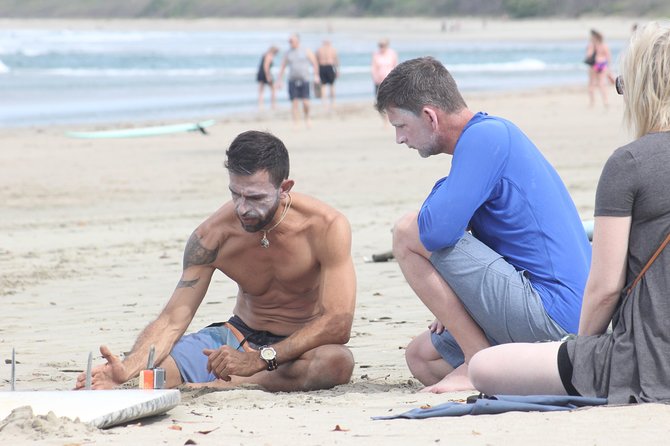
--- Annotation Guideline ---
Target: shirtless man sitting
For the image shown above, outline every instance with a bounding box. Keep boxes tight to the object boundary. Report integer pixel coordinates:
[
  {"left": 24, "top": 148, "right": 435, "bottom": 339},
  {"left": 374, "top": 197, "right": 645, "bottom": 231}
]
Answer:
[{"left": 76, "top": 130, "right": 356, "bottom": 392}]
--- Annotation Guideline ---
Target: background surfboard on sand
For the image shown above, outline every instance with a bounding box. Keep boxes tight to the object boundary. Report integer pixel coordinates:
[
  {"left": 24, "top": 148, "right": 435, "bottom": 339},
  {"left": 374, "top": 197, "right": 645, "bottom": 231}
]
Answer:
[{"left": 66, "top": 120, "right": 216, "bottom": 139}]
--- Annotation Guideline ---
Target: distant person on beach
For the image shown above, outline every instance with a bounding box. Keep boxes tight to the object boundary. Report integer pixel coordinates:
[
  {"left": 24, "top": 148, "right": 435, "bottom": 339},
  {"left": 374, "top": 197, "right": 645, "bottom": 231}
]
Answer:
[
  {"left": 371, "top": 38, "right": 398, "bottom": 97},
  {"left": 277, "top": 33, "right": 320, "bottom": 127},
  {"left": 375, "top": 57, "right": 591, "bottom": 393},
  {"left": 256, "top": 46, "right": 279, "bottom": 110},
  {"left": 315, "top": 39, "right": 339, "bottom": 110},
  {"left": 585, "top": 29, "right": 615, "bottom": 108},
  {"left": 76, "top": 131, "right": 356, "bottom": 392},
  {"left": 470, "top": 22, "right": 670, "bottom": 404}
]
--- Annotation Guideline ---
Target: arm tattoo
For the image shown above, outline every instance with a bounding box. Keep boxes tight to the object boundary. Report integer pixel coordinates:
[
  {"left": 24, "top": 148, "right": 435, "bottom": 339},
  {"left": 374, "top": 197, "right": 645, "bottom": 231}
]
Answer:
[
  {"left": 183, "top": 232, "right": 219, "bottom": 270},
  {"left": 177, "top": 278, "right": 200, "bottom": 289}
]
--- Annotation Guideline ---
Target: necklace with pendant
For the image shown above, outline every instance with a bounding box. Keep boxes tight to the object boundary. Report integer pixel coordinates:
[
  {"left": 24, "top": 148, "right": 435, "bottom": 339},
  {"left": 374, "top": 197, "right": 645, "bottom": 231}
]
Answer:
[{"left": 260, "top": 193, "right": 292, "bottom": 248}]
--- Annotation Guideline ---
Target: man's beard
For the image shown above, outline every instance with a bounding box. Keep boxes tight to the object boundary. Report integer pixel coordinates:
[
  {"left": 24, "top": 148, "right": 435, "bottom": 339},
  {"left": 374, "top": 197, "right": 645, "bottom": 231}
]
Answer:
[
  {"left": 417, "top": 134, "right": 440, "bottom": 158},
  {"left": 238, "top": 200, "right": 280, "bottom": 233}
]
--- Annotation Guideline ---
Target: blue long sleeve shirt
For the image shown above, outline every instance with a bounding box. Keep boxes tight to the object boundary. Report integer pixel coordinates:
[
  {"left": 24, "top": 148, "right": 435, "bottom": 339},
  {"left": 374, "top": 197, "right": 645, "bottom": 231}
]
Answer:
[{"left": 418, "top": 112, "right": 591, "bottom": 333}]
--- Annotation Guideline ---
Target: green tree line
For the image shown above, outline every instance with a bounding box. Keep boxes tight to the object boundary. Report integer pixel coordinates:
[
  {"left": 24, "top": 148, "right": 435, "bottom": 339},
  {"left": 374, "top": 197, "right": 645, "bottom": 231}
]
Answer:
[{"left": 0, "top": 0, "right": 668, "bottom": 18}]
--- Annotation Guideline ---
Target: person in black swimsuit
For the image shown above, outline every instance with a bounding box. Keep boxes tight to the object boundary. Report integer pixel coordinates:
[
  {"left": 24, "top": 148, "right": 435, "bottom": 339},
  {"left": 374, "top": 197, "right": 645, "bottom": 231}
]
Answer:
[{"left": 257, "top": 46, "right": 279, "bottom": 110}]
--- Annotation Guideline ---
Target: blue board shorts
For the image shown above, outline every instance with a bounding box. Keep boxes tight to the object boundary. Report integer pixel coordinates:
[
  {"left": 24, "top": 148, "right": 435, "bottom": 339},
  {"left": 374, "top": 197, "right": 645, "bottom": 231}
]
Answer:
[
  {"left": 170, "top": 315, "right": 286, "bottom": 383},
  {"left": 429, "top": 232, "right": 567, "bottom": 368}
]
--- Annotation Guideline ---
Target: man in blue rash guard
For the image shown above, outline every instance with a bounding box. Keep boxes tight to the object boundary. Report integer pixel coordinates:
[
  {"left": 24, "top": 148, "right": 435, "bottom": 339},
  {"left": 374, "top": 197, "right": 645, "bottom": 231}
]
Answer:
[{"left": 375, "top": 57, "right": 591, "bottom": 393}]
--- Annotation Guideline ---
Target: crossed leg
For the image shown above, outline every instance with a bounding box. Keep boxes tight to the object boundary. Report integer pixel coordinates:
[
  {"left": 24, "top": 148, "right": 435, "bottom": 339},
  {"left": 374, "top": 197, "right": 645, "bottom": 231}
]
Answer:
[{"left": 162, "top": 344, "right": 354, "bottom": 392}]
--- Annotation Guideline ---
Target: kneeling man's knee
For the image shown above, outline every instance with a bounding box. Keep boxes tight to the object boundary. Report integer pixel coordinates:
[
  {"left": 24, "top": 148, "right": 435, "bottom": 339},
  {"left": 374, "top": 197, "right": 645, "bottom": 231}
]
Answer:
[
  {"left": 405, "top": 332, "right": 429, "bottom": 370},
  {"left": 392, "top": 212, "right": 419, "bottom": 256}
]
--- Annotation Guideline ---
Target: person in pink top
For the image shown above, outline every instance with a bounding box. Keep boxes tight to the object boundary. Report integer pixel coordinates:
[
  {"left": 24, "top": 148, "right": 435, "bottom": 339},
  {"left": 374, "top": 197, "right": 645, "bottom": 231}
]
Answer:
[
  {"left": 585, "top": 29, "right": 615, "bottom": 108},
  {"left": 371, "top": 38, "right": 398, "bottom": 96}
]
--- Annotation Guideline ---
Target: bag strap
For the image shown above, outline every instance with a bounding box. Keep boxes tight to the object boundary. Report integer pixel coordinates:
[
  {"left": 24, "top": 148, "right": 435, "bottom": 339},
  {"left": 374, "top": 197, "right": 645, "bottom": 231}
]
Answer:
[{"left": 626, "top": 232, "right": 670, "bottom": 295}]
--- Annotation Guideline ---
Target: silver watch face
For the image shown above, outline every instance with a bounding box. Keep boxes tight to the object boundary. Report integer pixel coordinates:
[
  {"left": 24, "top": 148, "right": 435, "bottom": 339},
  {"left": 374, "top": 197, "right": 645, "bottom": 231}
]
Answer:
[{"left": 260, "top": 347, "right": 276, "bottom": 360}]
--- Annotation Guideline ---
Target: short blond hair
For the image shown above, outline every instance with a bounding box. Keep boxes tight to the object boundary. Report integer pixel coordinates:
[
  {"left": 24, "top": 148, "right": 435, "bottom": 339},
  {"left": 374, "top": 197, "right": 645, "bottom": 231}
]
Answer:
[{"left": 621, "top": 22, "right": 670, "bottom": 138}]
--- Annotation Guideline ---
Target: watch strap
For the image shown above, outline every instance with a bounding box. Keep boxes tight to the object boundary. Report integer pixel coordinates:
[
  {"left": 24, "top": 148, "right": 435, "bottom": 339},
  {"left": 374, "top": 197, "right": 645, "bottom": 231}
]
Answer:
[{"left": 265, "top": 357, "right": 278, "bottom": 371}]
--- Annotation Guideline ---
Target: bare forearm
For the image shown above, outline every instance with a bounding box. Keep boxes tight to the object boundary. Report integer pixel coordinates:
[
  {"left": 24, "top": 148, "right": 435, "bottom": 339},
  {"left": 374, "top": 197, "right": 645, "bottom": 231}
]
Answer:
[
  {"left": 579, "top": 217, "right": 630, "bottom": 336},
  {"left": 122, "top": 317, "right": 184, "bottom": 379},
  {"left": 578, "top": 291, "right": 620, "bottom": 336},
  {"left": 272, "top": 314, "right": 352, "bottom": 365}
]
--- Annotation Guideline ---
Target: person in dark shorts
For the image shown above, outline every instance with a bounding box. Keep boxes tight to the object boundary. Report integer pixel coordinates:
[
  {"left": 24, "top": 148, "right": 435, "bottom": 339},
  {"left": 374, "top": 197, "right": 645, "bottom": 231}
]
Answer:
[
  {"left": 76, "top": 131, "right": 356, "bottom": 392},
  {"left": 256, "top": 46, "right": 279, "bottom": 110},
  {"left": 319, "top": 65, "right": 336, "bottom": 84},
  {"left": 469, "top": 22, "right": 670, "bottom": 404},
  {"left": 316, "top": 39, "right": 339, "bottom": 109},
  {"left": 277, "top": 34, "right": 320, "bottom": 127}
]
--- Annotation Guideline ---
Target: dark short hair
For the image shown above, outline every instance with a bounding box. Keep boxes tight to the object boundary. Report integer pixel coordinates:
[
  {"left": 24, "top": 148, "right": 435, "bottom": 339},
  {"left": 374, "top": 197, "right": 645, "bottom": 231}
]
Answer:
[
  {"left": 375, "top": 56, "right": 467, "bottom": 116},
  {"left": 590, "top": 29, "right": 603, "bottom": 42},
  {"left": 225, "top": 131, "right": 289, "bottom": 187}
]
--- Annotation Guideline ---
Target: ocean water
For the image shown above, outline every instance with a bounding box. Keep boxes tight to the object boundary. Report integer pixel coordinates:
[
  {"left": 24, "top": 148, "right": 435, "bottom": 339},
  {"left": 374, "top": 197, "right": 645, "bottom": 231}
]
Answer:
[{"left": 0, "top": 27, "right": 624, "bottom": 128}]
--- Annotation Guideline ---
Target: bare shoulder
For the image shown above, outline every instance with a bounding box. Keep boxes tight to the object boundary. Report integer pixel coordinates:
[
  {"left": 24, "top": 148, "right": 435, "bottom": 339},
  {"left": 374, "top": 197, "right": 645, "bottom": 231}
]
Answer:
[
  {"left": 183, "top": 202, "right": 237, "bottom": 268},
  {"left": 291, "top": 193, "right": 351, "bottom": 246},
  {"left": 293, "top": 191, "right": 347, "bottom": 221}
]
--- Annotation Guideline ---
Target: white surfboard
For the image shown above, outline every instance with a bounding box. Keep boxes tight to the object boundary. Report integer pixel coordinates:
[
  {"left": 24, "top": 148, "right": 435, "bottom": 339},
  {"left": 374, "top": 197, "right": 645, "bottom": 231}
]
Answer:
[
  {"left": 66, "top": 119, "right": 216, "bottom": 139},
  {"left": 0, "top": 389, "right": 180, "bottom": 429}
]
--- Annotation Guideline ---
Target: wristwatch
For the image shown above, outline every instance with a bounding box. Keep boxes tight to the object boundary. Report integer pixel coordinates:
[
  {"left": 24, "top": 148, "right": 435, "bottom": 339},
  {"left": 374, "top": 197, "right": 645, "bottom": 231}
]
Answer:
[{"left": 259, "top": 346, "right": 278, "bottom": 371}]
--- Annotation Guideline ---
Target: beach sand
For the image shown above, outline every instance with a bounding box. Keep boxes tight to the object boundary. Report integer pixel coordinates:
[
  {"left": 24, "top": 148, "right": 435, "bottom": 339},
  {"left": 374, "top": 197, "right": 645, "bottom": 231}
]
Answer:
[{"left": 3, "top": 17, "right": 670, "bottom": 446}]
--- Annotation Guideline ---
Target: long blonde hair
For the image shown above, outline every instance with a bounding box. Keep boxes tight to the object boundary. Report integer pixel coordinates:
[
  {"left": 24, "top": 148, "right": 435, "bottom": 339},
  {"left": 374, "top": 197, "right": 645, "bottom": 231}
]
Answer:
[{"left": 621, "top": 22, "right": 670, "bottom": 138}]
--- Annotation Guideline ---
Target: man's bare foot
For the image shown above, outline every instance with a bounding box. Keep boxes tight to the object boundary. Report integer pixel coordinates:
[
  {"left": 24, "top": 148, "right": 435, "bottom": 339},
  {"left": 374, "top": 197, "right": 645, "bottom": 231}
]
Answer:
[{"left": 419, "top": 363, "right": 475, "bottom": 394}]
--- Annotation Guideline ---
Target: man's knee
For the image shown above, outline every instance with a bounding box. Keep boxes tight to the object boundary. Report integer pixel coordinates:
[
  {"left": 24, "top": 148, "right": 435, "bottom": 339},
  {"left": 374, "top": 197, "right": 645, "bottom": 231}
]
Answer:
[
  {"left": 325, "top": 345, "right": 355, "bottom": 385},
  {"left": 405, "top": 331, "right": 457, "bottom": 386},
  {"left": 405, "top": 333, "right": 431, "bottom": 381},
  {"left": 405, "top": 331, "right": 430, "bottom": 369},
  {"left": 158, "top": 355, "right": 184, "bottom": 388},
  {"left": 392, "top": 212, "right": 421, "bottom": 258},
  {"left": 305, "top": 345, "right": 354, "bottom": 389}
]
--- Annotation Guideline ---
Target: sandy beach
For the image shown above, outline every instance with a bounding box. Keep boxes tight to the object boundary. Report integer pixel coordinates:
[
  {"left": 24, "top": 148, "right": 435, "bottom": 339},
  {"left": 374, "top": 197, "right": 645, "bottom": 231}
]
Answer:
[{"left": 3, "top": 17, "right": 670, "bottom": 446}]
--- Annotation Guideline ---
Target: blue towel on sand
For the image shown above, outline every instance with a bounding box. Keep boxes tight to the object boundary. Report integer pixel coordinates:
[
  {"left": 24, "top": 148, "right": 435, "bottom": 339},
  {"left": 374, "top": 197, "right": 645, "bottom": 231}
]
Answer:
[{"left": 372, "top": 395, "right": 607, "bottom": 420}]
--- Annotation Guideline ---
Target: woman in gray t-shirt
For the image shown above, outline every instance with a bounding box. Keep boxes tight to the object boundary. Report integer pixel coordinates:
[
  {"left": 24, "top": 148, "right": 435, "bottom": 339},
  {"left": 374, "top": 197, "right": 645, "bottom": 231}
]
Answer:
[{"left": 467, "top": 22, "right": 670, "bottom": 404}]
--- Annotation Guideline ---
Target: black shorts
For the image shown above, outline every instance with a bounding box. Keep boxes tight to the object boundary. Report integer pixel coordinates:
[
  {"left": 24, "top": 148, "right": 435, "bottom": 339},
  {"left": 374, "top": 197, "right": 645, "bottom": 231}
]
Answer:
[
  {"left": 557, "top": 342, "right": 581, "bottom": 396},
  {"left": 288, "top": 79, "right": 310, "bottom": 100},
  {"left": 319, "top": 65, "right": 336, "bottom": 85},
  {"left": 210, "top": 315, "right": 286, "bottom": 348}
]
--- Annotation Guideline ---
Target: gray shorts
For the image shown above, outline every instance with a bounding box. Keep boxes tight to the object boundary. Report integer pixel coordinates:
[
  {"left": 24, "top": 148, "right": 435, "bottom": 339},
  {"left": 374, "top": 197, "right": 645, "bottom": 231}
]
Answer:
[{"left": 429, "top": 232, "right": 566, "bottom": 368}]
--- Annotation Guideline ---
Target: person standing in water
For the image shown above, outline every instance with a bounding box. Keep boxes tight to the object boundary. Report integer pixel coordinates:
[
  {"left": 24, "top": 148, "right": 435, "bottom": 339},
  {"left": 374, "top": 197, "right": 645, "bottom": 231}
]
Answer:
[
  {"left": 585, "top": 29, "right": 614, "bottom": 108},
  {"left": 256, "top": 46, "right": 279, "bottom": 111},
  {"left": 277, "top": 34, "right": 320, "bottom": 128},
  {"left": 315, "top": 39, "right": 340, "bottom": 111}
]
